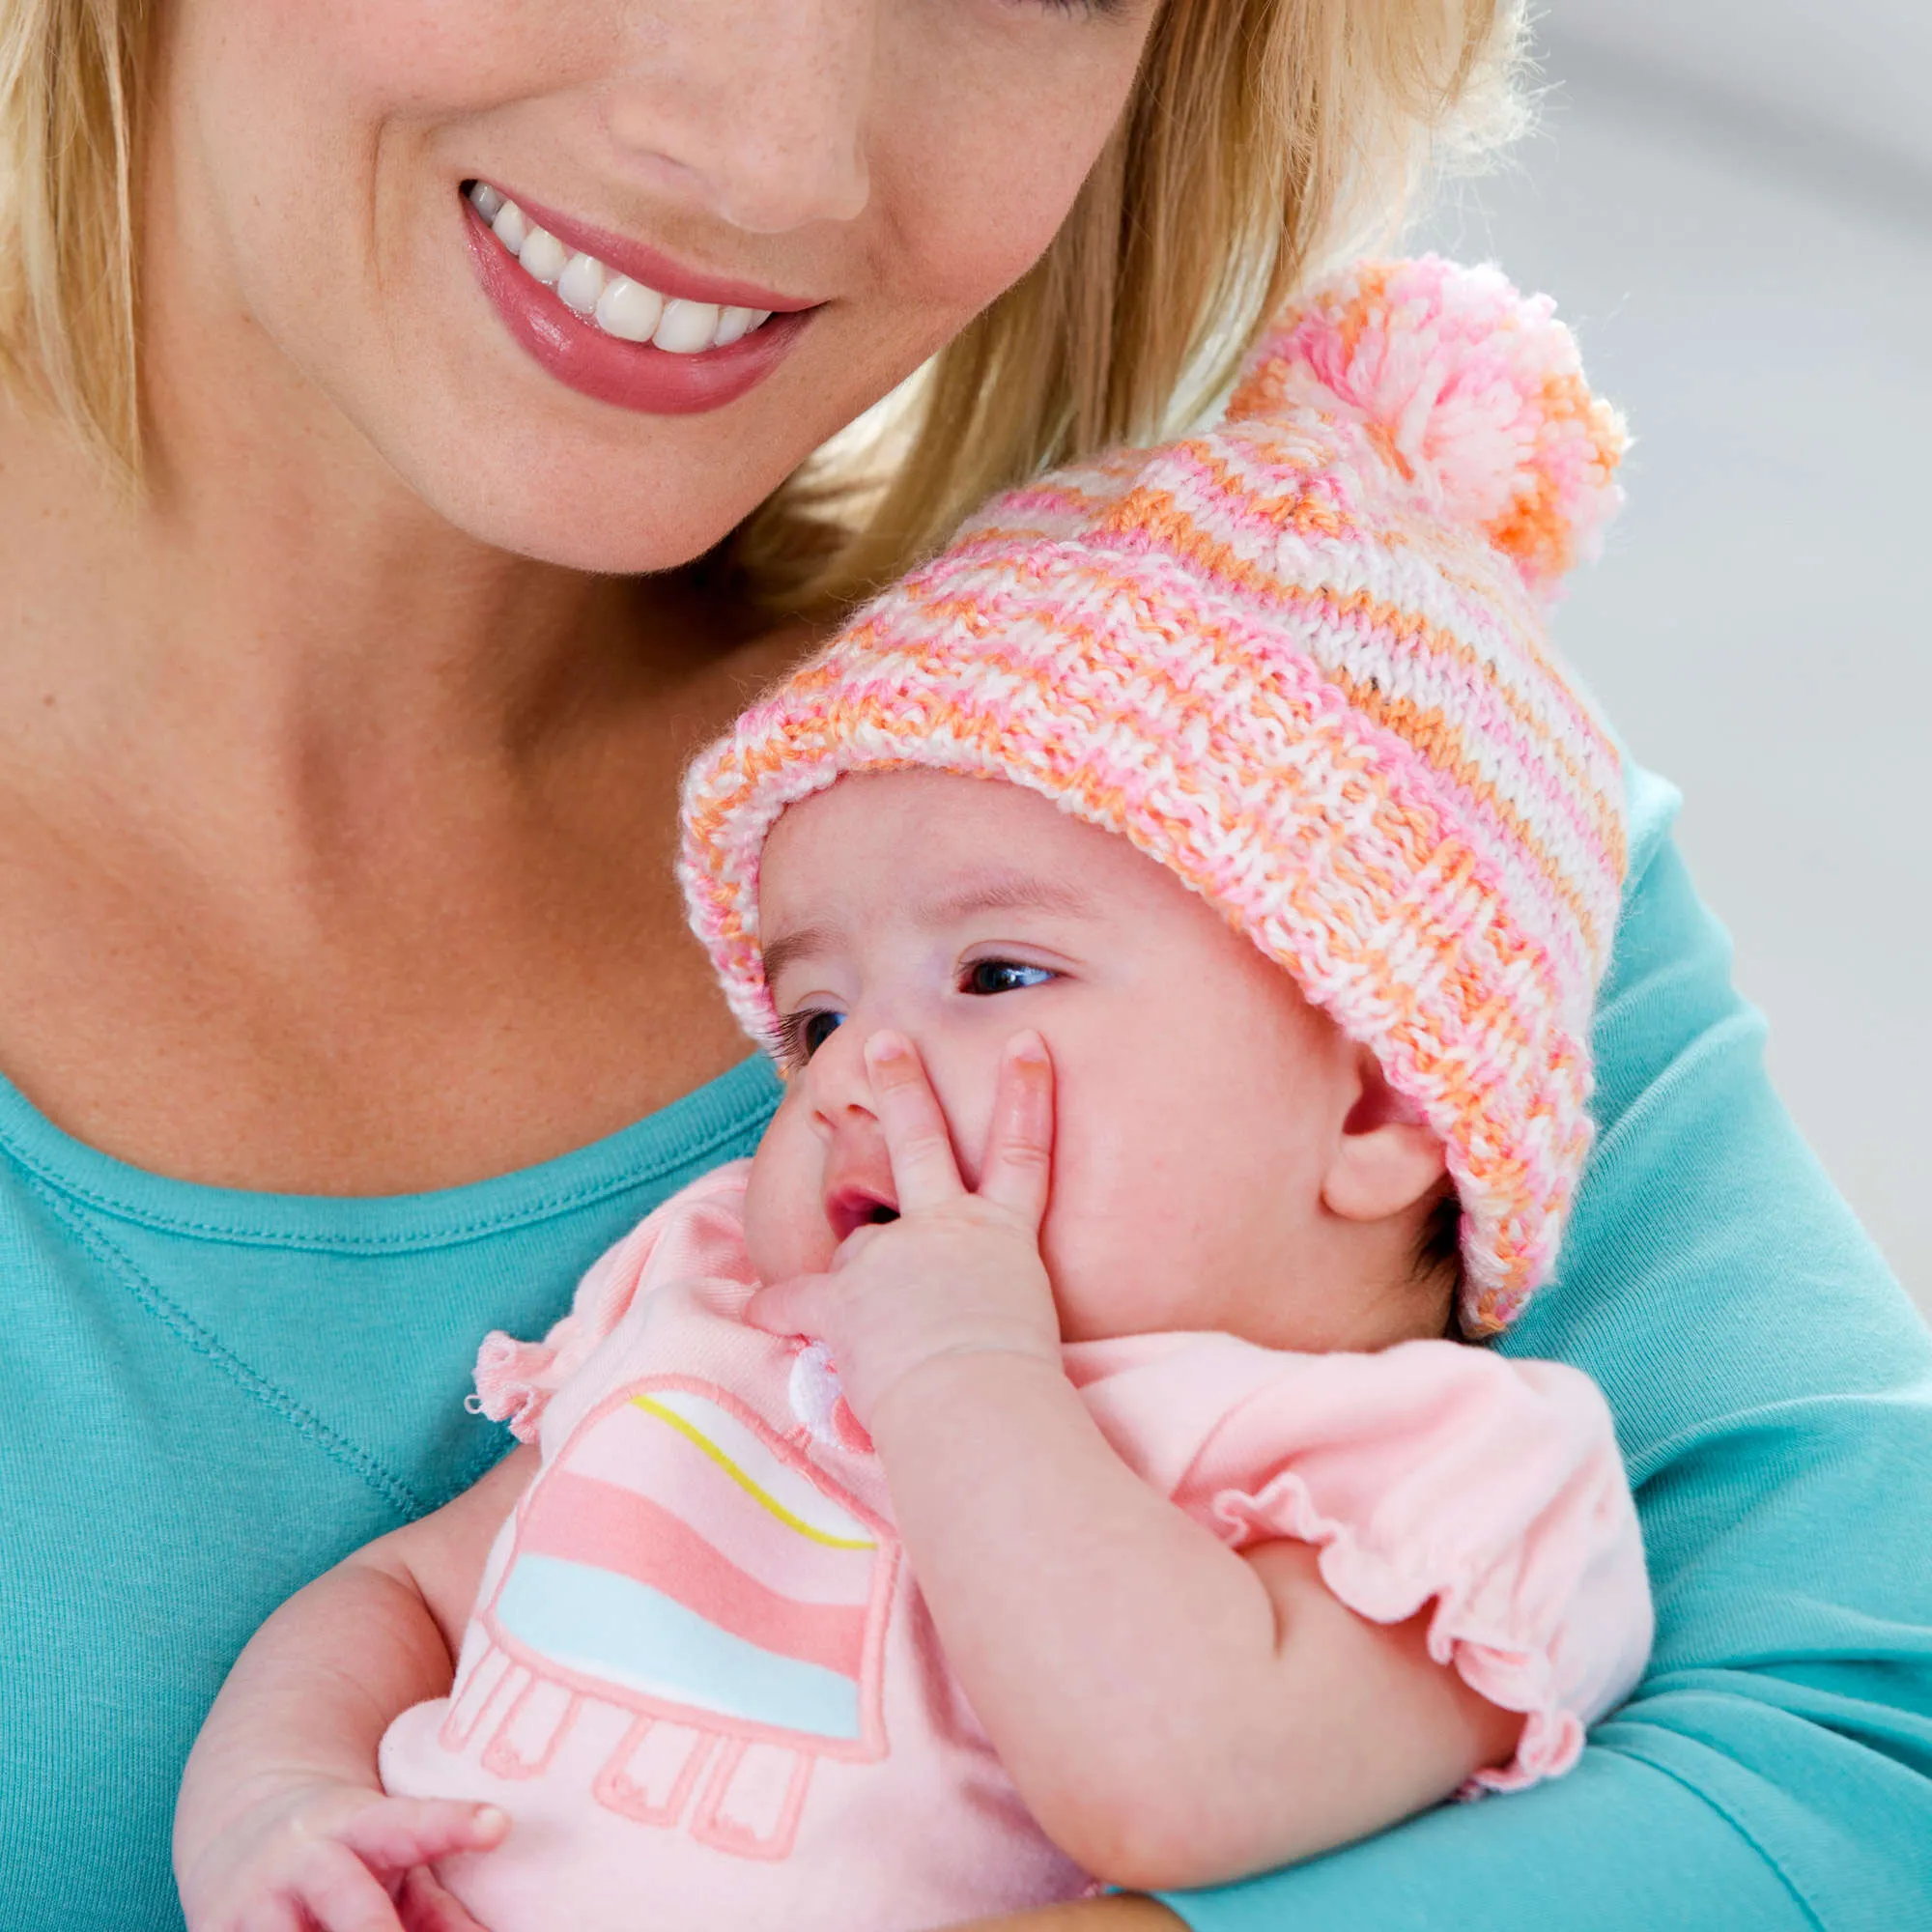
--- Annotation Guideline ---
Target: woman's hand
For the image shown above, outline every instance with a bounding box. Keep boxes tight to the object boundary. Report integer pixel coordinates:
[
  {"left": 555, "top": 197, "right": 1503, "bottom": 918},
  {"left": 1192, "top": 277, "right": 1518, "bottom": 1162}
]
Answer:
[
  {"left": 176, "top": 1776, "right": 505, "bottom": 1932},
  {"left": 746, "top": 1030, "right": 1062, "bottom": 1428}
]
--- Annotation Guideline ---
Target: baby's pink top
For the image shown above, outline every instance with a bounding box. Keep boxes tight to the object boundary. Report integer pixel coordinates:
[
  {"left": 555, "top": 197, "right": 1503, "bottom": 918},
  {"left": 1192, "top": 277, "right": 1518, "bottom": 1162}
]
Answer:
[{"left": 381, "top": 1162, "right": 1652, "bottom": 1932}]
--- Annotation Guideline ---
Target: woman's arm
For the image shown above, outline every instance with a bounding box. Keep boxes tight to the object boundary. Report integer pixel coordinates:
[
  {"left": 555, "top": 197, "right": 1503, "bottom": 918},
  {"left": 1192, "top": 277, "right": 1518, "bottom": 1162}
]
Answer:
[
  {"left": 174, "top": 1444, "right": 535, "bottom": 1931},
  {"left": 1111, "top": 777, "right": 1932, "bottom": 1928}
]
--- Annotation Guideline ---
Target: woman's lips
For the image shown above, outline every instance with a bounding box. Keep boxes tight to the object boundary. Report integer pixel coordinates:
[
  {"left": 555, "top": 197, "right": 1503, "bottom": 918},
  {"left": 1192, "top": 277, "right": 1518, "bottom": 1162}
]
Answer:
[
  {"left": 462, "top": 195, "right": 814, "bottom": 416},
  {"left": 492, "top": 185, "right": 815, "bottom": 317}
]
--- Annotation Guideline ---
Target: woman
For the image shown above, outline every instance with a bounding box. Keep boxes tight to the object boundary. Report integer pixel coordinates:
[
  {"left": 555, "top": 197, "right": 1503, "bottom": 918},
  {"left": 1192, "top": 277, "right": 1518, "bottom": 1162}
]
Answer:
[{"left": 0, "top": 3, "right": 1924, "bottom": 1929}]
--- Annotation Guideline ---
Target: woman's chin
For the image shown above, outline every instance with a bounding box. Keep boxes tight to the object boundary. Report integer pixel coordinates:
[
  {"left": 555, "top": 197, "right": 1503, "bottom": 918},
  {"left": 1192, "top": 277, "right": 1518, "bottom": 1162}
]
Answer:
[
  {"left": 388, "top": 434, "right": 783, "bottom": 577},
  {"left": 435, "top": 486, "right": 748, "bottom": 577}
]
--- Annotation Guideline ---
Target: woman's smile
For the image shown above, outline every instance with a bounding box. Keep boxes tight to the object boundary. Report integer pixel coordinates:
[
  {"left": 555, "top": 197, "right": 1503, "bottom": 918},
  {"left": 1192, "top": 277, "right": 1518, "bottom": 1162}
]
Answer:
[
  {"left": 104, "top": 0, "right": 1164, "bottom": 570},
  {"left": 462, "top": 179, "right": 817, "bottom": 413}
]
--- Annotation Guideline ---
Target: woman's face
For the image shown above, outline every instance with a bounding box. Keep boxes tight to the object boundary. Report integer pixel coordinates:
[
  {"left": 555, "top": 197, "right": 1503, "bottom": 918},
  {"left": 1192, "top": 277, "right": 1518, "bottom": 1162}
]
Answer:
[{"left": 146, "top": 0, "right": 1157, "bottom": 572}]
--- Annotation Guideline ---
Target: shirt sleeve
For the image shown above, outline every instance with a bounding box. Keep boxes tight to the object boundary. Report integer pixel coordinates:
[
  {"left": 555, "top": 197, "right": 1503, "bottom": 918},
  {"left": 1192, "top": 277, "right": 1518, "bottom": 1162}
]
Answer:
[
  {"left": 1158, "top": 767, "right": 1932, "bottom": 1930},
  {"left": 470, "top": 1160, "right": 753, "bottom": 1442},
  {"left": 1175, "top": 1342, "right": 1650, "bottom": 1796}
]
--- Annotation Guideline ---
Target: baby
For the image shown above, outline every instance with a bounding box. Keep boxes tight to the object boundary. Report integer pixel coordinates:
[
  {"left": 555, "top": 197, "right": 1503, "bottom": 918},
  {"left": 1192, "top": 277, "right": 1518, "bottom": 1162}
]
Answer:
[{"left": 176, "top": 257, "right": 1652, "bottom": 1932}]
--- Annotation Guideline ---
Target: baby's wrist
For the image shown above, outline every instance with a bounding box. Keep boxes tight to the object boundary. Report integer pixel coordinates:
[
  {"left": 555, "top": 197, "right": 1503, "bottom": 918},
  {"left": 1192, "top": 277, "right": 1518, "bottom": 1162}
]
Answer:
[{"left": 864, "top": 1341, "right": 1070, "bottom": 1447}]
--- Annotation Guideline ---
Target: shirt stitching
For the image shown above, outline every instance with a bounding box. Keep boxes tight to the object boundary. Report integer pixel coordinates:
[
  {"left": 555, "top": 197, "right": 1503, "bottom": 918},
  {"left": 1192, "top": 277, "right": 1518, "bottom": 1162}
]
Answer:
[
  {"left": 0, "top": 1097, "right": 775, "bottom": 1253},
  {"left": 20, "top": 1167, "right": 428, "bottom": 1520},
  {"left": 1592, "top": 1724, "right": 1825, "bottom": 1931}
]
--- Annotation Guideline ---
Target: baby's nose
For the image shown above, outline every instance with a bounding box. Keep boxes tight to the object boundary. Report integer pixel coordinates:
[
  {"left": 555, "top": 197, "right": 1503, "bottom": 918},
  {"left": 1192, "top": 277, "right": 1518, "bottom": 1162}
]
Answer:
[{"left": 803, "top": 1028, "right": 876, "bottom": 1127}]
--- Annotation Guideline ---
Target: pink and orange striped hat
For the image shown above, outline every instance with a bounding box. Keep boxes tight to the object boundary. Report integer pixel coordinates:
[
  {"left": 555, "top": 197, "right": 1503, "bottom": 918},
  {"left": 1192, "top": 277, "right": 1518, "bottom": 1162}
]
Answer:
[{"left": 680, "top": 257, "right": 1629, "bottom": 1334}]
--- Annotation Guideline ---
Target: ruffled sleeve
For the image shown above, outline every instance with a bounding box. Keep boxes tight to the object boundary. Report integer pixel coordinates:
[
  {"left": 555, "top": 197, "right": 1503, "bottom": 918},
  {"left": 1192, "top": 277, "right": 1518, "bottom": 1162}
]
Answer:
[
  {"left": 470, "top": 1160, "right": 753, "bottom": 1443},
  {"left": 1072, "top": 1334, "right": 1653, "bottom": 1795}
]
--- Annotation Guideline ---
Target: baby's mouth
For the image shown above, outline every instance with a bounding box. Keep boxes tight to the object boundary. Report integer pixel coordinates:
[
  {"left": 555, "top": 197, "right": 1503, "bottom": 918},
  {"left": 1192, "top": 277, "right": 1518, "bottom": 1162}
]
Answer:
[{"left": 826, "top": 1186, "right": 900, "bottom": 1246}]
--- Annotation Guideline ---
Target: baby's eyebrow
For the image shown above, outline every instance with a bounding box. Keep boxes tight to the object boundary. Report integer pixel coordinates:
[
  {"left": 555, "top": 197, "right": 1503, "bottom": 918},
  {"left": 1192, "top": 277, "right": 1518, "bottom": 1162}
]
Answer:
[
  {"left": 906, "top": 874, "right": 1098, "bottom": 927},
  {"left": 759, "top": 923, "right": 836, "bottom": 988}
]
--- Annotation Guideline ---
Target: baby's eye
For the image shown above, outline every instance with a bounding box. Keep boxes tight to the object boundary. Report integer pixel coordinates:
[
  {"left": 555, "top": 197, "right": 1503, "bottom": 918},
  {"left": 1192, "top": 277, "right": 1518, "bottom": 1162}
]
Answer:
[
  {"left": 961, "top": 960, "right": 1056, "bottom": 997},
  {"left": 774, "top": 1008, "right": 845, "bottom": 1066},
  {"left": 801, "top": 1010, "right": 845, "bottom": 1057}
]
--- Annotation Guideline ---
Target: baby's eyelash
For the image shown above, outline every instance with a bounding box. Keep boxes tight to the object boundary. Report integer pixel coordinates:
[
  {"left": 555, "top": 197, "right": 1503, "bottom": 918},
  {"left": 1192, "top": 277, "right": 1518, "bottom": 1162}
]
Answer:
[
  {"left": 767, "top": 1008, "right": 844, "bottom": 1069},
  {"left": 767, "top": 1009, "right": 810, "bottom": 1068}
]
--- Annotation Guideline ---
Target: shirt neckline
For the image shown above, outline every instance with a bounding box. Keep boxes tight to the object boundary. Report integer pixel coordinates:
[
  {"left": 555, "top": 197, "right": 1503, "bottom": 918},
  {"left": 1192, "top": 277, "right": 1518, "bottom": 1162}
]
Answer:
[{"left": 0, "top": 1054, "right": 781, "bottom": 1253}]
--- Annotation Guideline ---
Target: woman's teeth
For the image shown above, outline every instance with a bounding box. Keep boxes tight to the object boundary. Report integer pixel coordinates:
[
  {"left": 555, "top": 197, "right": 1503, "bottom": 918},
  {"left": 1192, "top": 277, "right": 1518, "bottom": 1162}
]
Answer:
[{"left": 468, "top": 183, "right": 773, "bottom": 354}]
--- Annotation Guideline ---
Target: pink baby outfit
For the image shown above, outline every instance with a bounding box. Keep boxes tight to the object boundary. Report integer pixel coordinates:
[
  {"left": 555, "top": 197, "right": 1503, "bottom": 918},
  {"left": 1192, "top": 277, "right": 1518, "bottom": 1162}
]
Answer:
[{"left": 380, "top": 1164, "right": 1652, "bottom": 1932}]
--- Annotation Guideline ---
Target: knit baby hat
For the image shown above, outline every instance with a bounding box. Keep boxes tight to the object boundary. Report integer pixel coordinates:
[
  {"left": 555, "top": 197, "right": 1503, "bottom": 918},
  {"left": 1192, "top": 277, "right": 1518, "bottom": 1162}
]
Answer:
[{"left": 680, "top": 256, "right": 1630, "bottom": 1335}]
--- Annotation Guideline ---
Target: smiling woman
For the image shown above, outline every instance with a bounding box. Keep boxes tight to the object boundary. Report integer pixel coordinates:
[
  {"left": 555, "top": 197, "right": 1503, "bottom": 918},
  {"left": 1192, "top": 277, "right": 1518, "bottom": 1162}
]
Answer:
[
  {"left": 99, "top": 0, "right": 1146, "bottom": 574},
  {"left": 1, "top": 1, "right": 1928, "bottom": 1930},
  {"left": 0, "top": 0, "right": 1516, "bottom": 579}
]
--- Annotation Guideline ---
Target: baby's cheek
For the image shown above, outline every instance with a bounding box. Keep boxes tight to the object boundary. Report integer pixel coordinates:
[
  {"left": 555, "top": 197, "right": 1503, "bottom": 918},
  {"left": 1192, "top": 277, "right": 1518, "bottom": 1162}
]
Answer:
[
  {"left": 1037, "top": 1157, "right": 1189, "bottom": 1343},
  {"left": 742, "top": 1105, "right": 836, "bottom": 1285},
  {"left": 1039, "top": 1098, "right": 1266, "bottom": 1343}
]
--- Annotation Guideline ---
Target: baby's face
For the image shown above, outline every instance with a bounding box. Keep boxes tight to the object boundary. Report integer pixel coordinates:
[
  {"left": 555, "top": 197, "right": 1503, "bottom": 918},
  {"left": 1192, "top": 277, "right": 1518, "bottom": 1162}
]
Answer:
[{"left": 742, "top": 771, "right": 1448, "bottom": 1352}]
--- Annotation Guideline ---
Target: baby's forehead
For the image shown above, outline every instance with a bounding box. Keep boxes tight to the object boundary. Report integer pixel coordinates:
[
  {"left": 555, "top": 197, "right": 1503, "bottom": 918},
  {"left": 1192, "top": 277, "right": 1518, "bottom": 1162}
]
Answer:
[
  {"left": 766, "top": 766, "right": 1060, "bottom": 841},
  {"left": 754, "top": 772, "right": 1178, "bottom": 968},
  {"left": 761, "top": 772, "right": 1096, "bottom": 895}
]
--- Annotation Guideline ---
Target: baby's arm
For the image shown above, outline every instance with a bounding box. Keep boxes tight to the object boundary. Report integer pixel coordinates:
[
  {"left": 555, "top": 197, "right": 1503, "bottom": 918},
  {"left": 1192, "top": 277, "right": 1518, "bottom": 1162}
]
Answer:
[
  {"left": 871, "top": 1350, "right": 1520, "bottom": 1890},
  {"left": 748, "top": 1033, "right": 1522, "bottom": 1894},
  {"left": 175, "top": 1444, "right": 534, "bottom": 1932}
]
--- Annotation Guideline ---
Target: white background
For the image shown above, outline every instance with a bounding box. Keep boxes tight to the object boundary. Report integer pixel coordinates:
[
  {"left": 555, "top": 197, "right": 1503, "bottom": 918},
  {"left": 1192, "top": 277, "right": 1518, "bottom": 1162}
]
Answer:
[{"left": 1417, "top": 1, "right": 1931, "bottom": 1311}]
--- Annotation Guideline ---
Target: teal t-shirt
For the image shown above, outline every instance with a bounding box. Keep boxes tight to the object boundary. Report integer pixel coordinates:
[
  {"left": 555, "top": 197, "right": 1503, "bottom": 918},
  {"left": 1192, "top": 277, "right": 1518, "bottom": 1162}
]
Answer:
[{"left": 3, "top": 769, "right": 1929, "bottom": 1929}]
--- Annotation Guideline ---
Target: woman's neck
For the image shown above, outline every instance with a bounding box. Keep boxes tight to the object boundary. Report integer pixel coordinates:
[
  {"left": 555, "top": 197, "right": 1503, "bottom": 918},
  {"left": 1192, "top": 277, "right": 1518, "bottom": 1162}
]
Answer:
[
  {"left": 0, "top": 355, "right": 795, "bottom": 1194},
  {"left": 0, "top": 379, "right": 741, "bottom": 841}
]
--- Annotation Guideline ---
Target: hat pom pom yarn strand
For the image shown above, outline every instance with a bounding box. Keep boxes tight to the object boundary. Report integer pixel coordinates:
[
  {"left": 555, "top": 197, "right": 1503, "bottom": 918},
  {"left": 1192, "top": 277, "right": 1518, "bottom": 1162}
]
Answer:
[{"left": 1229, "top": 255, "right": 1628, "bottom": 602}]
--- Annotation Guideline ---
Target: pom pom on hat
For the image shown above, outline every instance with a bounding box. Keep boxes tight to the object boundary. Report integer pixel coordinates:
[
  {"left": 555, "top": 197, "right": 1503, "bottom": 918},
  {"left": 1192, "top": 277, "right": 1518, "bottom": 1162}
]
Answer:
[{"left": 1228, "top": 255, "right": 1628, "bottom": 602}]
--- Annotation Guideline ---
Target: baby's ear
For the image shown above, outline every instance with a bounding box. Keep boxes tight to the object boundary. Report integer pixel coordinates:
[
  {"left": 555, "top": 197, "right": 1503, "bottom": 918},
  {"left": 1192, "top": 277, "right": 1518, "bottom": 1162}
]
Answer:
[{"left": 1321, "top": 1048, "right": 1447, "bottom": 1224}]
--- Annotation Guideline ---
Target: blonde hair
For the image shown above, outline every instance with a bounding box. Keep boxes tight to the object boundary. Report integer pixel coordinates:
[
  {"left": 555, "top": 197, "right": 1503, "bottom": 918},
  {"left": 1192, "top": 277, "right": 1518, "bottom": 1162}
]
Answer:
[
  {"left": 743, "top": 0, "right": 1528, "bottom": 611},
  {"left": 0, "top": 0, "right": 1524, "bottom": 598},
  {"left": 0, "top": 0, "right": 148, "bottom": 477}
]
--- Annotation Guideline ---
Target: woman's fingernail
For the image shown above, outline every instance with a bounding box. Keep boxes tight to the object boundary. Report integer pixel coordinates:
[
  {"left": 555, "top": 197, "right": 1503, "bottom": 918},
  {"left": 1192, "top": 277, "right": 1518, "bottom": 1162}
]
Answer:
[
  {"left": 476, "top": 1805, "right": 509, "bottom": 1835},
  {"left": 1009, "top": 1031, "right": 1048, "bottom": 1065},
  {"left": 866, "top": 1031, "right": 909, "bottom": 1065}
]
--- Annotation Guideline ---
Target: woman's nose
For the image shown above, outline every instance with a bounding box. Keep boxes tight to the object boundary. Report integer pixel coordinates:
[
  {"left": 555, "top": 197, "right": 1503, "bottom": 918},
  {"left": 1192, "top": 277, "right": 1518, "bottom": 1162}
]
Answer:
[{"left": 597, "top": 0, "right": 874, "bottom": 234}]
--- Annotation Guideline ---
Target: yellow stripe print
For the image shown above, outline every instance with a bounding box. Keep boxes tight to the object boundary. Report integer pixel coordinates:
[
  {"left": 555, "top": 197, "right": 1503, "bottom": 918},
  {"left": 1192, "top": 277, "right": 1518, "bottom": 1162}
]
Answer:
[{"left": 631, "top": 1394, "right": 874, "bottom": 1551}]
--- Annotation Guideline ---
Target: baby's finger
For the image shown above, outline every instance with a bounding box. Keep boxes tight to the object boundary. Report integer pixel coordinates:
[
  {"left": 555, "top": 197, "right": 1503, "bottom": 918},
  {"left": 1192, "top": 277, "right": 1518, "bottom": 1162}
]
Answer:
[
  {"left": 396, "top": 1866, "right": 494, "bottom": 1932},
  {"left": 234, "top": 1898, "right": 306, "bottom": 1932},
  {"left": 336, "top": 1799, "right": 508, "bottom": 1875},
  {"left": 977, "top": 1033, "right": 1054, "bottom": 1229},
  {"left": 865, "top": 1033, "right": 963, "bottom": 1213},
  {"left": 744, "top": 1273, "right": 836, "bottom": 1341},
  {"left": 291, "top": 1847, "right": 409, "bottom": 1932}
]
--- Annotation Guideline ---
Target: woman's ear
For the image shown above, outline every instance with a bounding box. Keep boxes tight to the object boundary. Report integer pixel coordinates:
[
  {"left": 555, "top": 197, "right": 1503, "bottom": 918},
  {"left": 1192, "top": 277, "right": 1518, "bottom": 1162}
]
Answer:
[{"left": 1321, "top": 1047, "right": 1447, "bottom": 1224}]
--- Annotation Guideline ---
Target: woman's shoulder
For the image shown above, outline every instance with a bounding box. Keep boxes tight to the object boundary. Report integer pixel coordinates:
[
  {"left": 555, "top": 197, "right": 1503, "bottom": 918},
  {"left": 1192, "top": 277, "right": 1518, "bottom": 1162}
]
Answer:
[
  {"left": 1524, "top": 760, "right": 1930, "bottom": 1431},
  {"left": 1506, "top": 755, "right": 1930, "bottom": 1702}
]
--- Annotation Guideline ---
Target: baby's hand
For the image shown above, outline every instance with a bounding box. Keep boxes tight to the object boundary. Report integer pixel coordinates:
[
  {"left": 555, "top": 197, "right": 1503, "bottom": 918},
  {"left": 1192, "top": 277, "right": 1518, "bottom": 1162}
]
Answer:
[
  {"left": 176, "top": 1776, "right": 506, "bottom": 1932},
  {"left": 746, "top": 1030, "right": 1061, "bottom": 1428}
]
